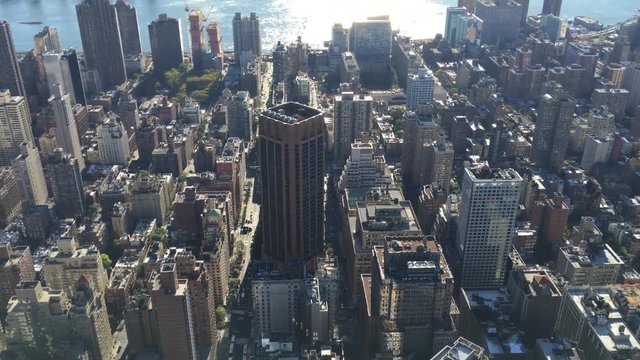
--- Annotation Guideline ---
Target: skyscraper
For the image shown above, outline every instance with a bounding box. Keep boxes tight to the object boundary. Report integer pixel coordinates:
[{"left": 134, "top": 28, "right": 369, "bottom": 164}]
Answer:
[
  {"left": 148, "top": 14, "right": 184, "bottom": 74},
  {"left": 76, "top": 0, "right": 127, "bottom": 89},
  {"left": 207, "top": 22, "right": 224, "bottom": 56},
  {"left": 457, "top": 165, "right": 522, "bottom": 288},
  {"left": 34, "top": 26, "right": 61, "bottom": 54},
  {"left": 43, "top": 50, "right": 86, "bottom": 105},
  {"left": 272, "top": 41, "right": 288, "bottom": 84},
  {"left": 0, "top": 90, "right": 33, "bottom": 166},
  {"left": 226, "top": 91, "right": 253, "bottom": 141},
  {"left": 542, "top": 0, "right": 562, "bottom": 16},
  {"left": 532, "top": 84, "right": 576, "bottom": 171},
  {"left": 444, "top": 7, "right": 483, "bottom": 48},
  {"left": 45, "top": 149, "right": 85, "bottom": 218},
  {"left": 68, "top": 275, "right": 114, "bottom": 360},
  {"left": 259, "top": 103, "right": 325, "bottom": 270},
  {"left": 406, "top": 68, "right": 436, "bottom": 110},
  {"left": 49, "top": 85, "right": 85, "bottom": 170},
  {"left": 114, "top": 0, "right": 142, "bottom": 57},
  {"left": 150, "top": 262, "right": 197, "bottom": 360},
  {"left": 0, "top": 21, "right": 26, "bottom": 97},
  {"left": 232, "top": 12, "right": 262, "bottom": 61},
  {"left": 351, "top": 17, "right": 392, "bottom": 74},
  {"left": 473, "top": 0, "right": 523, "bottom": 46},
  {"left": 370, "top": 235, "right": 455, "bottom": 356},
  {"left": 333, "top": 92, "right": 373, "bottom": 159},
  {"left": 189, "top": 10, "right": 206, "bottom": 70},
  {"left": 12, "top": 142, "right": 48, "bottom": 206}
]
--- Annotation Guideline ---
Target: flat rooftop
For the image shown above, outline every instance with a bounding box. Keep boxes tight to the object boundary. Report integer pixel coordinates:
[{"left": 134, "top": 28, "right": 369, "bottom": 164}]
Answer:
[{"left": 263, "top": 102, "right": 321, "bottom": 124}]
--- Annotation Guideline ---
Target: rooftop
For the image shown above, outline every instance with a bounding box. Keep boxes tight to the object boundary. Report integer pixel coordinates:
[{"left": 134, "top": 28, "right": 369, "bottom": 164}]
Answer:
[{"left": 262, "top": 102, "right": 321, "bottom": 124}]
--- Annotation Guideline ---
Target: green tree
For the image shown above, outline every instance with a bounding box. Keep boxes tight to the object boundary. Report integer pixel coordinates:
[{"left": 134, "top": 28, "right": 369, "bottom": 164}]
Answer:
[
  {"left": 215, "top": 306, "right": 227, "bottom": 323},
  {"left": 388, "top": 106, "right": 405, "bottom": 122},
  {"left": 164, "top": 68, "right": 182, "bottom": 93},
  {"left": 101, "top": 253, "right": 112, "bottom": 268}
]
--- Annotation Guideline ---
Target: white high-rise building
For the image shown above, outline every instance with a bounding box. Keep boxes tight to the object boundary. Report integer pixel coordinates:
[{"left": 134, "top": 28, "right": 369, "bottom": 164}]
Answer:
[
  {"left": 12, "top": 142, "right": 48, "bottom": 205},
  {"left": 0, "top": 90, "right": 33, "bottom": 166},
  {"left": 581, "top": 135, "right": 613, "bottom": 172},
  {"left": 92, "top": 118, "right": 130, "bottom": 165},
  {"left": 406, "top": 68, "right": 436, "bottom": 111},
  {"left": 457, "top": 165, "right": 522, "bottom": 288},
  {"left": 42, "top": 50, "right": 86, "bottom": 105},
  {"left": 333, "top": 92, "right": 373, "bottom": 159},
  {"left": 49, "top": 85, "right": 84, "bottom": 170},
  {"left": 252, "top": 277, "right": 304, "bottom": 336}
]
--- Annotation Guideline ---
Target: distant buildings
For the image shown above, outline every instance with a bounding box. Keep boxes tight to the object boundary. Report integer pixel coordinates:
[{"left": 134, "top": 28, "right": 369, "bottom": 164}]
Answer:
[
  {"left": 226, "top": 91, "right": 253, "bottom": 141},
  {"left": 114, "top": 0, "right": 142, "bottom": 58},
  {"left": 148, "top": 14, "right": 184, "bottom": 74},
  {"left": 457, "top": 165, "right": 522, "bottom": 288},
  {"left": 259, "top": 103, "right": 325, "bottom": 270},
  {"left": 542, "top": 0, "right": 563, "bottom": 16},
  {"left": 188, "top": 10, "right": 206, "bottom": 71}
]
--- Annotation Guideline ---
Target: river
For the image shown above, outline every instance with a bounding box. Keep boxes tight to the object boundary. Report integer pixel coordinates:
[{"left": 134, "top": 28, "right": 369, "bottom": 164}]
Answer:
[{"left": 0, "top": 0, "right": 637, "bottom": 52}]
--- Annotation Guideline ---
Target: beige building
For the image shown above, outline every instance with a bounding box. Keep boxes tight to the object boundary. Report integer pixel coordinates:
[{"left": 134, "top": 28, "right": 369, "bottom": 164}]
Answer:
[
  {"left": 370, "top": 235, "right": 455, "bottom": 357},
  {"left": 0, "top": 90, "right": 33, "bottom": 166},
  {"left": 338, "top": 135, "right": 394, "bottom": 192},
  {"left": 0, "top": 243, "right": 36, "bottom": 317},
  {"left": 5, "top": 281, "right": 70, "bottom": 350},
  {"left": 69, "top": 276, "right": 115, "bottom": 360},
  {"left": 556, "top": 242, "right": 623, "bottom": 286},
  {"left": 555, "top": 286, "right": 640, "bottom": 360},
  {"left": 42, "top": 237, "right": 108, "bottom": 296}
]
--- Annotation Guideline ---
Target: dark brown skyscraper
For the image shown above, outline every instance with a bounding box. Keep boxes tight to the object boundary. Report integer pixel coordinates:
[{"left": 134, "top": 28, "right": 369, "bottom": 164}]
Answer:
[
  {"left": 259, "top": 103, "right": 324, "bottom": 270},
  {"left": 149, "top": 14, "right": 184, "bottom": 74},
  {"left": 542, "top": 0, "right": 562, "bottom": 16},
  {"left": 0, "top": 21, "right": 26, "bottom": 97},
  {"left": 76, "top": 0, "right": 127, "bottom": 89},
  {"left": 114, "top": 0, "right": 142, "bottom": 57}
]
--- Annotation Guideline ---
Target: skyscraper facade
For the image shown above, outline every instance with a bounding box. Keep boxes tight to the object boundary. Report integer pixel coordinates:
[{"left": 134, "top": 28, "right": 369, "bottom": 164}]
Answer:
[
  {"left": 114, "top": 0, "right": 142, "bottom": 57},
  {"left": 445, "top": 7, "right": 484, "bottom": 48},
  {"left": 474, "top": 0, "right": 523, "bottom": 46},
  {"left": 259, "top": 103, "right": 325, "bottom": 270},
  {"left": 351, "top": 17, "right": 392, "bottom": 74},
  {"left": 0, "top": 90, "right": 33, "bottom": 166},
  {"left": 334, "top": 92, "right": 373, "bottom": 159},
  {"left": 148, "top": 14, "right": 184, "bottom": 74},
  {"left": 49, "top": 85, "right": 85, "bottom": 170},
  {"left": 226, "top": 91, "right": 253, "bottom": 141},
  {"left": 45, "top": 149, "right": 85, "bottom": 218},
  {"left": 457, "top": 165, "right": 522, "bottom": 288},
  {"left": 0, "top": 21, "right": 26, "bottom": 97},
  {"left": 43, "top": 50, "right": 86, "bottom": 105},
  {"left": 406, "top": 68, "right": 436, "bottom": 110},
  {"left": 532, "top": 84, "right": 576, "bottom": 171},
  {"left": 34, "top": 26, "right": 61, "bottom": 54},
  {"left": 232, "top": 12, "right": 262, "bottom": 61},
  {"left": 76, "top": 0, "right": 127, "bottom": 89},
  {"left": 207, "top": 22, "right": 224, "bottom": 56},
  {"left": 12, "top": 142, "right": 48, "bottom": 206}
]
